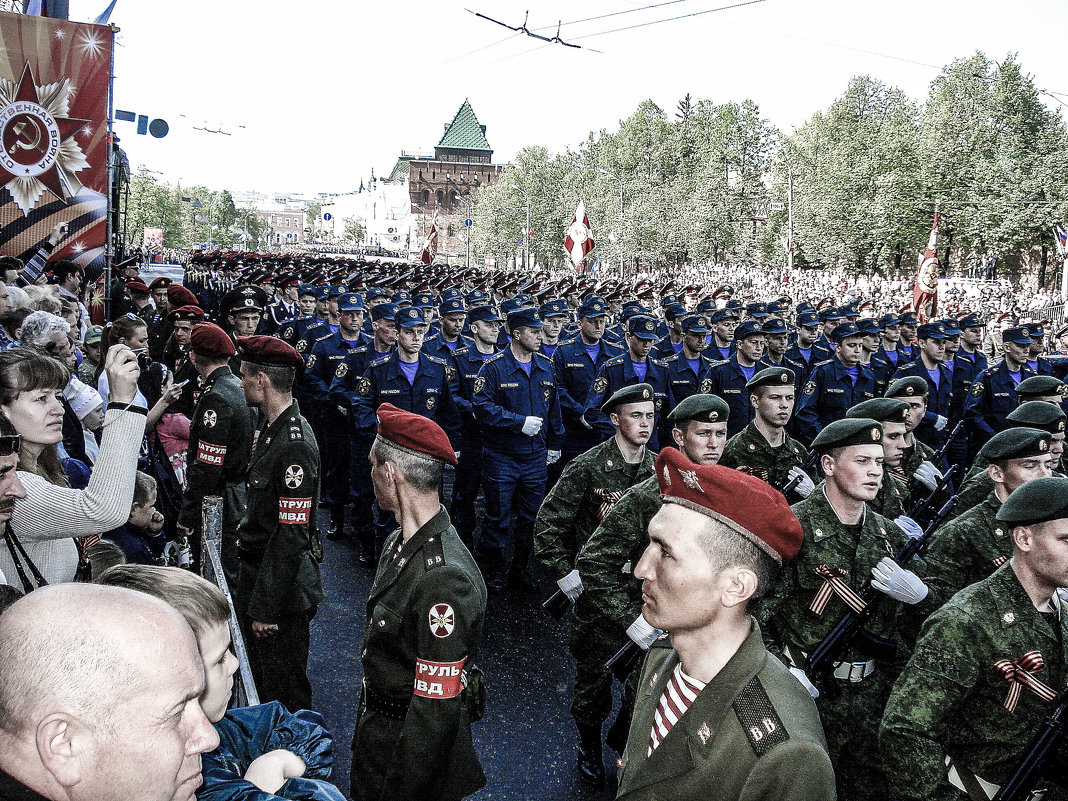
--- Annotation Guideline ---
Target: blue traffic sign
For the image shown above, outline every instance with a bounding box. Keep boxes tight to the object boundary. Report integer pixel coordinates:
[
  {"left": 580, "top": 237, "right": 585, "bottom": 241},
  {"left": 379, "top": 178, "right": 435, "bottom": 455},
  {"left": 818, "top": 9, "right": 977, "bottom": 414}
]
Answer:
[
  {"left": 465, "top": 218, "right": 473, "bottom": 227},
  {"left": 323, "top": 213, "right": 332, "bottom": 221}
]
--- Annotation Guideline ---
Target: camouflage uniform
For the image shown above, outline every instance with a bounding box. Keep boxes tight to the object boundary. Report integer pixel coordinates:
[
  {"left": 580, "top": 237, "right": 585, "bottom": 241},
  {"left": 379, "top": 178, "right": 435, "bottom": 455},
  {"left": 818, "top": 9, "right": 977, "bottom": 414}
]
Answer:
[
  {"left": 720, "top": 422, "right": 811, "bottom": 502},
  {"left": 755, "top": 488, "right": 912, "bottom": 801},
  {"left": 950, "top": 466, "right": 995, "bottom": 518},
  {"left": 922, "top": 490, "right": 1007, "bottom": 609},
  {"left": 880, "top": 564, "right": 1068, "bottom": 801},
  {"left": 535, "top": 437, "right": 655, "bottom": 727},
  {"left": 869, "top": 473, "right": 910, "bottom": 521}
]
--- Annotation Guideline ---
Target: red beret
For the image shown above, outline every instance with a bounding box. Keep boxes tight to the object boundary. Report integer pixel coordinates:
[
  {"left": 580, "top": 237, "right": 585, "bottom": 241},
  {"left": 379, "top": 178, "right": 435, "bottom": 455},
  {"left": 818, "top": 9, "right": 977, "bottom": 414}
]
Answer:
[
  {"left": 376, "top": 402, "right": 457, "bottom": 466},
  {"left": 655, "top": 447, "right": 802, "bottom": 564},
  {"left": 189, "top": 322, "right": 235, "bottom": 358},
  {"left": 236, "top": 335, "right": 303, "bottom": 369},
  {"left": 168, "top": 285, "right": 199, "bottom": 307},
  {"left": 148, "top": 277, "right": 173, "bottom": 291},
  {"left": 125, "top": 280, "right": 150, "bottom": 294},
  {"left": 168, "top": 304, "right": 205, "bottom": 323}
]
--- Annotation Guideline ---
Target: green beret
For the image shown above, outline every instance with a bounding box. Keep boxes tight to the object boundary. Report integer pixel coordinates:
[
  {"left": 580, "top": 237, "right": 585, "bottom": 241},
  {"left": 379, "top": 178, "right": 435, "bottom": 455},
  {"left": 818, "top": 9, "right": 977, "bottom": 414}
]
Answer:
[
  {"left": 746, "top": 367, "right": 796, "bottom": 392},
  {"left": 602, "top": 382, "right": 656, "bottom": 413},
  {"left": 846, "top": 398, "right": 910, "bottom": 425},
  {"left": 811, "top": 418, "right": 883, "bottom": 454},
  {"left": 1006, "top": 401, "right": 1067, "bottom": 436},
  {"left": 996, "top": 476, "right": 1068, "bottom": 527},
  {"left": 978, "top": 427, "right": 1053, "bottom": 462},
  {"left": 1015, "top": 375, "right": 1065, "bottom": 400},
  {"left": 885, "top": 376, "right": 929, "bottom": 399},
  {"left": 667, "top": 393, "right": 730, "bottom": 424}
]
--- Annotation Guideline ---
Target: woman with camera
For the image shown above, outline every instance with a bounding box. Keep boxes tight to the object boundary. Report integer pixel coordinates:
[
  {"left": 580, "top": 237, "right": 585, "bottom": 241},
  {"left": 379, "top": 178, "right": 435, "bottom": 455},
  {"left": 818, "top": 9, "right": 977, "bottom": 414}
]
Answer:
[
  {"left": 0, "top": 344, "right": 146, "bottom": 586},
  {"left": 97, "top": 313, "right": 183, "bottom": 428}
]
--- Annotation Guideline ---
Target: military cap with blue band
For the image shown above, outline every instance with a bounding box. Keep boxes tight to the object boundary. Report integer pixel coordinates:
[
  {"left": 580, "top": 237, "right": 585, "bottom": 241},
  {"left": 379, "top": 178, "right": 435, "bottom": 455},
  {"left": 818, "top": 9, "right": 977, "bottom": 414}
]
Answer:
[
  {"left": 577, "top": 298, "right": 607, "bottom": 318},
  {"left": 539, "top": 299, "right": 569, "bottom": 319},
  {"left": 439, "top": 297, "right": 465, "bottom": 315},
  {"left": 370, "top": 302, "right": 397, "bottom": 322},
  {"left": 830, "top": 321, "right": 861, "bottom": 341},
  {"left": 467, "top": 305, "right": 503, "bottom": 324},
  {"left": 337, "top": 293, "right": 365, "bottom": 312},
  {"left": 762, "top": 318, "right": 791, "bottom": 335},
  {"left": 396, "top": 306, "right": 426, "bottom": 327},
  {"left": 682, "top": 315, "right": 710, "bottom": 335},
  {"left": 627, "top": 315, "right": 659, "bottom": 340},
  {"left": 734, "top": 320, "right": 764, "bottom": 340},
  {"left": 1002, "top": 326, "right": 1033, "bottom": 346},
  {"left": 507, "top": 307, "right": 544, "bottom": 330}
]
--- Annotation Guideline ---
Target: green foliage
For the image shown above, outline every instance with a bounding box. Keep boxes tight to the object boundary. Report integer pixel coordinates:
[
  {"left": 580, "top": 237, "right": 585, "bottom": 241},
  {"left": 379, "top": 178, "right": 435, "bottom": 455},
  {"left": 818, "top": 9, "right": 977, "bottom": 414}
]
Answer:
[{"left": 343, "top": 216, "right": 366, "bottom": 243}]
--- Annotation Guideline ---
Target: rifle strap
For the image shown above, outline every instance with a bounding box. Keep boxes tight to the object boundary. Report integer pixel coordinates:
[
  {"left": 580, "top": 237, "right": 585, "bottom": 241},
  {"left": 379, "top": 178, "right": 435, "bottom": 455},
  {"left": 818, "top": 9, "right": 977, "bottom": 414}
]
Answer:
[{"left": 947, "top": 757, "right": 996, "bottom": 801}]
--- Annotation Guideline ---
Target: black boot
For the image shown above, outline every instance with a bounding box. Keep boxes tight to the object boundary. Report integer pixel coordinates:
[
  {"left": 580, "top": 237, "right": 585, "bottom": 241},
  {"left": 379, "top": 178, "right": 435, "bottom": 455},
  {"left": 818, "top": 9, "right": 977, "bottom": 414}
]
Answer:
[
  {"left": 508, "top": 539, "right": 537, "bottom": 590},
  {"left": 325, "top": 505, "right": 346, "bottom": 541},
  {"left": 576, "top": 722, "right": 606, "bottom": 786},
  {"left": 476, "top": 549, "right": 505, "bottom": 592},
  {"left": 605, "top": 705, "right": 632, "bottom": 755}
]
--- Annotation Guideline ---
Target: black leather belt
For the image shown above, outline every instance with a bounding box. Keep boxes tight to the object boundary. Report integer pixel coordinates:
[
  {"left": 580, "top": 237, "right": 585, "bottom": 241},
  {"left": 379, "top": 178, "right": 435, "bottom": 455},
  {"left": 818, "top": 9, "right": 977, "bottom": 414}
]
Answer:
[{"left": 363, "top": 679, "right": 410, "bottom": 720}]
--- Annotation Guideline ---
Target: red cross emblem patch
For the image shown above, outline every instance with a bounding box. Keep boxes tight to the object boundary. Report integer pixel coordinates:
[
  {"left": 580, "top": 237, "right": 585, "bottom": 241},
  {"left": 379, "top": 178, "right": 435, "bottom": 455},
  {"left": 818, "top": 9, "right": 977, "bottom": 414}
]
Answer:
[{"left": 429, "top": 603, "right": 455, "bottom": 638}]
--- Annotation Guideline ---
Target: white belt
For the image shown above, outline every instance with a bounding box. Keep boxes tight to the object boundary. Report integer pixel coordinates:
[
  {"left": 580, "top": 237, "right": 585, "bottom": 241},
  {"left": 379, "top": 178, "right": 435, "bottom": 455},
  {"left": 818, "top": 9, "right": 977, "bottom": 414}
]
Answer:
[
  {"left": 947, "top": 757, "right": 1046, "bottom": 801},
  {"left": 831, "top": 659, "right": 875, "bottom": 682}
]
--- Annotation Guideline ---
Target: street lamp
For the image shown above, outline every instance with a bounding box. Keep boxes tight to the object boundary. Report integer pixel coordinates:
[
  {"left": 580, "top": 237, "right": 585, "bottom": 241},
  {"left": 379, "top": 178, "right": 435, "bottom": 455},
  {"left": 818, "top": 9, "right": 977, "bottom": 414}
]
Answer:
[
  {"left": 511, "top": 184, "right": 531, "bottom": 272},
  {"left": 598, "top": 168, "right": 624, "bottom": 279}
]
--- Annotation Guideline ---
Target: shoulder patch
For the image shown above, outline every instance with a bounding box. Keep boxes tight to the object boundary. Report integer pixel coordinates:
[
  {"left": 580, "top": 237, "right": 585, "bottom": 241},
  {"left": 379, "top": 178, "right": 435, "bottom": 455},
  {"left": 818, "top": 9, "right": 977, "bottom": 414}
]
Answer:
[
  {"left": 371, "top": 354, "right": 391, "bottom": 367},
  {"left": 605, "top": 356, "right": 624, "bottom": 366},
  {"left": 426, "top": 354, "right": 446, "bottom": 365},
  {"left": 592, "top": 375, "right": 609, "bottom": 394},
  {"left": 733, "top": 676, "right": 789, "bottom": 757},
  {"left": 296, "top": 339, "right": 307, "bottom": 352},
  {"left": 287, "top": 423, "right": 305, "bottom": 442},
  {"left": 423, "top": 534, "right": 446, "bottom": 571}
]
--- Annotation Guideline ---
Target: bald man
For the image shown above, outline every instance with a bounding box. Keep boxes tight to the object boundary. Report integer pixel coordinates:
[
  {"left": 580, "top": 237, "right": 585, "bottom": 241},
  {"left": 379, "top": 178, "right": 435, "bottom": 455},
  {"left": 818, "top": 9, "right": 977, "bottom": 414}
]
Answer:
[{"left": 0, "top": 583, "right": 220, "bottom": 801}]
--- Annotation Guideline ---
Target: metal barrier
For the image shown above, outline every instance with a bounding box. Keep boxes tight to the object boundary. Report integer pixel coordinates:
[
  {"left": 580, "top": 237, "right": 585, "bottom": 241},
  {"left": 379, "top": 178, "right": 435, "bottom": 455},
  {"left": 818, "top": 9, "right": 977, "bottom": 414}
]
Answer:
[
  {"left": 1033, "top": 304, "right": 1066, "bottom": 327},
  {"left": 200, "top": 494, "right": 259, "bottom": 707}
]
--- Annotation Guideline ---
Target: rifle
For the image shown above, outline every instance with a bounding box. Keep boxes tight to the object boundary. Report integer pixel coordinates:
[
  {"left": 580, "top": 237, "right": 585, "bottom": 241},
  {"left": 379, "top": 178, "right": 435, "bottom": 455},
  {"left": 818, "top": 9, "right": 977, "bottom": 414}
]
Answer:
[
  {"left": 541, "top": 585, "right": 572, "bottom": 619},
  {"left": 907, "top": 463, "right": 958, "bottom": 529},
  {"left": 993, "top": 689, "right": 1068, "bottom": 801},
  {"left": 805, "top": 494, "right": 957, "bottom": 687}
]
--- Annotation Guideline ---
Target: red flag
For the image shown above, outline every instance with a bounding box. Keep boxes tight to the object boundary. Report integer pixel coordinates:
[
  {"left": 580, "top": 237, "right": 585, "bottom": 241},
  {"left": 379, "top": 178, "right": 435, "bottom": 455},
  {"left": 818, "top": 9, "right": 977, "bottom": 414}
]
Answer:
[
  {"left": 912, "top": 211, "right": 939, "bottom": 322},
  {"left": 564, "top": 200, "right": 594, "bottom": 273},
  {"left": 420, "top": 213, "right": 438, "bottom": 265}
]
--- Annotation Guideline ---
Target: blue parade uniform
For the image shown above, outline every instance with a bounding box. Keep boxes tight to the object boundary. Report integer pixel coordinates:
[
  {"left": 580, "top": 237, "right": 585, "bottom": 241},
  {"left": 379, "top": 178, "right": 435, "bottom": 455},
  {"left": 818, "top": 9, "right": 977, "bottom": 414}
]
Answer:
[
  {"left": 581, "top": 355, "right": 673, "bottom": 450},
  {"left": 963, "top": 360, "right": 1037, "bottom": 442},
  {"left": 551, "top": 337, "right": 624, "bottom": 462},
  {"left": 889, "top": 358, "right": 955, "bottom": 449},
  {"left": 449, "top": 343, "right": 498, "bottom": 544},
  {"left": 706, "top": 356, "right": 763, "bottom": 439},
  {"left": 794, "top": 358, "right": 877, "bottom": 445},
  {"left": 662, "top": 351, "right": 715, "bottom": 406}
]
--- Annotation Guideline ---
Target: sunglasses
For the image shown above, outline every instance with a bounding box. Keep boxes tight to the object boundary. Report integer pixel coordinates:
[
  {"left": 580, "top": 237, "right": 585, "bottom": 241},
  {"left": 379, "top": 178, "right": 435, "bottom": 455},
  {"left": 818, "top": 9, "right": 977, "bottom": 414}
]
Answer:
[{"left": 0, "top": 433, "right": 21, "bottom": 457}]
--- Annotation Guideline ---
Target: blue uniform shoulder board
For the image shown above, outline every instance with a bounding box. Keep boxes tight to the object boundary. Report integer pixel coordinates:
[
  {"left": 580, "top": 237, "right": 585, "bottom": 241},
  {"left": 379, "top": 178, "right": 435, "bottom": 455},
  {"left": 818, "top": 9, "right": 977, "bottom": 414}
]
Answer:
[
  {"left": 423, "top": 535, "right": 446, "bottom": 571},
  {"left": 426, "top": 354, "right": 446, "bottom": 365},
  {"left": 651, "top": 357, "right": 667, "bottom": 367},
  {"left": 533, "top": 351, "right": 551, "bottom": 363},
  {"left": 605, "top": 356, "right": 624, "bottom": 367},
  {"left": 454, "top": 346, "right": 470, "bottom": 357},
  {"left": 370, "top": 354, "right": 391, "bottom": 367},
  {"left": 733, "top": 676, "right": 789, "bottom": 756},
  {"left": 813, "top": 358, "right": 834, "bottom": 369},
  {"left": 485, "top": 352, "right": 505, "bottom": 363}
]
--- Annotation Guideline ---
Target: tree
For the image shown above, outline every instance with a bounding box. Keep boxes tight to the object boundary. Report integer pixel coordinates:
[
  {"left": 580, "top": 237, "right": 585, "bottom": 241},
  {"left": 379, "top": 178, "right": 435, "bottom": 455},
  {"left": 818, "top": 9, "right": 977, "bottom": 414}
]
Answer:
[{"left": 343, "top": 215, "right": 366, "bottom": 244}]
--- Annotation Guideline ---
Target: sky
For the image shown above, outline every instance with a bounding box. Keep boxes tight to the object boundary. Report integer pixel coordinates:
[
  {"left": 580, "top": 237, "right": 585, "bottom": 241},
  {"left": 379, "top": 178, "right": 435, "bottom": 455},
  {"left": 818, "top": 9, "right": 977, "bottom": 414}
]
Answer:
[{"left": 67, "top": 0, "right": 1068, "bottom": 197}]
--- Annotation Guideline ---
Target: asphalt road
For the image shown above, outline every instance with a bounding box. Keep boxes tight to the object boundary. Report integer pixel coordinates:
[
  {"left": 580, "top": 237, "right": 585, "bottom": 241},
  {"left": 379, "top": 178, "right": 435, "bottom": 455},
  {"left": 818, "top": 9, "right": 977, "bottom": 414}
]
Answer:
[{"left": 309, "top": 508, "right": 625, "bottom": 801}]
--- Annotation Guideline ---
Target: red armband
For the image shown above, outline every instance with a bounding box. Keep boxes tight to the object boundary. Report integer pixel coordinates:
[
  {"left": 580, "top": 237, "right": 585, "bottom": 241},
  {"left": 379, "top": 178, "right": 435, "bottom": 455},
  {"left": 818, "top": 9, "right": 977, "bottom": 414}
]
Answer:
[
  {"left": 196, "top": 441, "right": 227, "bottom": 465},
  {"left": 278, "top": 497, "right": 312, "bottom": 524},
  {"left": 413, "top": 657, "right": 467, "bottom": 699}
]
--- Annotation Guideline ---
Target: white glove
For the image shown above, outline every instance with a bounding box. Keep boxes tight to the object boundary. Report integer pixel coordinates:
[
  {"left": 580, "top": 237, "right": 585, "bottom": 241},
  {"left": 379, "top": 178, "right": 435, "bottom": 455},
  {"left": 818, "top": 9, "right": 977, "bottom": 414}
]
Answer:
[
  {"left": 789, "top": 666, "right": 820, "bottom": 699},
  {"left": 521, "top": 416, "right": 544, "bottom": 436},
  {"left": 871, "top": 557, "right": 929, "bottom": 604},
  {"left": 933, "top": 415, "right": 948, "bottom": 431},
  {"left": 893, "top": 515, "right": 924, "bottom": 540},
  {"left": 914, "top": 460, "right": 943, "bottom": 492},
  {"left": 626, "top": 615, "right": 663, "bottom": 650},
  {"left": 787, "top": 466, "right": 815, "bottom": 498},
  {"left": 547, "top": 450, "right": 561, "bottom": 465},
  {"left": 557, "top": 569, "right": 583, "bottom": 601}
]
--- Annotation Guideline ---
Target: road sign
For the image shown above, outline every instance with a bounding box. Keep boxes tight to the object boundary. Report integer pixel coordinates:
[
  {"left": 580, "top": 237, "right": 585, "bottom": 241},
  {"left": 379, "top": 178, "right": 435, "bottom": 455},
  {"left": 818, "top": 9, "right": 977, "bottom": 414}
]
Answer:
[
  {"left": 752, "top": 201, "right": 769, "bottom": 221},
  {"left": 465, "top": 218, "right": 473, "bottom": 227},
  {"left": 323, "top": 213, "right": 332, "bottom": 221},
  {"left": 770, "top": 201, "right": 785, "bottom": 212}
]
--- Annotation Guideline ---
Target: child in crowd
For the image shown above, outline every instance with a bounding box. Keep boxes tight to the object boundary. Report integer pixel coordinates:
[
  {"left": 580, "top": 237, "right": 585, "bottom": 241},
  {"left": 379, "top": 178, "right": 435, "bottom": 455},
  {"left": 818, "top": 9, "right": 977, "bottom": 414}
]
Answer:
[
  {"left": 95, "top": 564, "right": 345, "bottom": 801},
  {"left": 103, "top": 471, "right": 166, "bottom": 565}
]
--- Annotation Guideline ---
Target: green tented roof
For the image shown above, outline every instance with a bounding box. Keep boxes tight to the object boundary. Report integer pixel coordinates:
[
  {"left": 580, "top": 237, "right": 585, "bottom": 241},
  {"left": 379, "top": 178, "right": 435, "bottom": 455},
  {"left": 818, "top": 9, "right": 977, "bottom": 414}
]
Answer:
[{"left": 437, "top": 99, "right": 491, "bottom": 152}]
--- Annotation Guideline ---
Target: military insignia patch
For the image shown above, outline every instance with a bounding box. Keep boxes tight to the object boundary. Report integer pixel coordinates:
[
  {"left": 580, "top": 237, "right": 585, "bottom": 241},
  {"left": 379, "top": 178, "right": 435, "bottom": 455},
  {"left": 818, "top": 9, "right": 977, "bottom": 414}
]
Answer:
[
  {"left": 662, "top": 465, "right": 671, "bottom": 486},
  {"left": 803, "top": 381, "right": 816, "bottom": 396},
  {"left": 358, "top": 377, "right": 371, "bottom": 396},
  {"left": 335, "top": 362, "right": 349, "bottom": 378},
  {"left": 700, "top": 378, "right": 712, "bottom": 393},
  {"left": 1040, "top": 439, "right": 1049, "bottom": 452},
  {"left": 544, "top": 387, "right": 552, "bottom": 402},
  {"left": 203, "top": 410, "right": 217, "bottom": 428},
  {"left": 697, "top": 722, "right": 711, "bottom": 745},
  {"left": 593, "top": 376, "right": 608, "bottom": 394},
  {"left": 426, "top": 397, "right": 436, "bottom": 410},
  {"left": 296, "top": 340, "right": 306, "bottom": 352},
  {"left": 1002, "top": 612, "right": 1015, "bottom": 624},
  {"left": 429, "top": 603, "right": 455, "bottom": 638},
  {"left": 473, "top": 376, "right": 486, "bottom": 394},
  {"left": 445, "top": 365, "right": 456, "bottom": 382},
  {"left": 972, "top": 381, "right": 983, "bottom": 396},
  {"left": 284, "top": 465, "right": 304, "bottom": 488},
  {"left": 306, "top": 355, "right": 316, "bottom": 369},
  {"left": 679, "top": 469, "right": 701, "bottom": 490},
  {"left": 871, "top": 427, "right": 880, "bottom": 441}
]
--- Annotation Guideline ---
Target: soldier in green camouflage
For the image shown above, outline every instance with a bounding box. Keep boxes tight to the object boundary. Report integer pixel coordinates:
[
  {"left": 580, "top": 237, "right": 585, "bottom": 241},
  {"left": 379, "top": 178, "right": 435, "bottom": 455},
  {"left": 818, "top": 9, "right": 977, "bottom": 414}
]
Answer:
[
  {"left": 573, "top": 394, "right": 730, "bottom": 767},
  {"left": 885, "top": 376, "right": 943, "bottom": 485},
  {"left": 846, "top": 397, "right": 914, "bottom": 521},
  {"left": 924, "top": 427, "right": 1054, "bottom": 610},
  {"left": 533, "top": 384, "right": 657, "bottom": 786},
  {"left": 755, "top": 417, "right": 926, "bottom": 801},
  {"left": 951, "top": 400, "right": 1066, "bottom": 517},
  {"left": 720, "top": 367, "right": 815, "bottom": 502},
  {"left": 880, "top": 476, "right": 1068, "bottom": 801}
]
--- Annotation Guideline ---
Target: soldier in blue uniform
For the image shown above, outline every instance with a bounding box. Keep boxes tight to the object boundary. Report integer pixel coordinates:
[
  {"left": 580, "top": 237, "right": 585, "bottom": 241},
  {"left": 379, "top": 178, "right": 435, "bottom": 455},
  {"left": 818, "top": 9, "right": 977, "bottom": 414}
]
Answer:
[
  {"left": 794, "top": 321, "right": 877, "bottom": 445},
  {"left": 811, "top": 306, "right": 842, "bottom": 363},
  {"left": 538, "top": 299, "right": 569, "bottom": 359},
  {"left": 582, "top": 315, "right": 673, "bottom": 450},
  {"left": 706, "top": 307, "right": 738, "bottom": 361},
  {"left": 294, "top": 286, "right": 343, "bottom": 357},
  {"left": 955, "top": 312, "right": 989, "bottom": 384},
  {"left": 1024, "top": 321, "right": 1055, "bottom": 375},
  {"left": 890, "top": 321, "right": 954, "bottom": 449},
  {"left": 662, "top": 315, "right": 715, "bottom": 406},
  {"left": 277, "top": 285, "right": 323, "bottom": 348},
  {"left": 651, "top": 302, "right": 686, "bottom": 360},
  {"left": 707, "top": 320, "right": 767, "bottom": 439},
  {"left": 423, "top": 296, "right": 467, "bottom": 361},
  {"left": 262, "top": 275, "right": 299, "bottom": 336},
  {"left": 306, "top": 292, "right": 367, "bottom": 538},
  {"left": 897, "top": 311, "right": 919, "bottom": 360},
  {"left": 551, "top": 297, "right": 624, "bottom": 472},
  {"left": 964, "top": 324, "right": 1037, "bottom": 444},
  {"left": 449, "top": 306, "right": 503, "bottom": 546},
  {"left": 327, "top": 301, "right": 397, "bottom": 565},
  {"left": 760, "top": 317, "right": 805, "bottom": 391},
  {"left": 354, "top": 305, "right": 462, "bottom": 554},
  {"left": 785, "top": 310, "right": 822, "bottom": 382},
  {"left": 472, "top": 307, "right": 564, "bottom": 590}
]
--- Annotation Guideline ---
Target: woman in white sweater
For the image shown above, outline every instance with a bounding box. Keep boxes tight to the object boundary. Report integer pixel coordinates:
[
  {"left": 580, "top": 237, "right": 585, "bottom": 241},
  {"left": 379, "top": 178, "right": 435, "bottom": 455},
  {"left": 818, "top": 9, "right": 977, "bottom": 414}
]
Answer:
[{"left": 0, "top": 344, "right": 145, "bottom": 586}]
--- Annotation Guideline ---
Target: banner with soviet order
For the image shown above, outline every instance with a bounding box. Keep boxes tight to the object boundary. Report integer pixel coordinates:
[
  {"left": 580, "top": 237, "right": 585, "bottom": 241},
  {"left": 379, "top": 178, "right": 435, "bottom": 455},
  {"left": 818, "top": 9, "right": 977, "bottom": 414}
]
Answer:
[{"left": 0, "top": 12, "right": 112, "bottom": 276}]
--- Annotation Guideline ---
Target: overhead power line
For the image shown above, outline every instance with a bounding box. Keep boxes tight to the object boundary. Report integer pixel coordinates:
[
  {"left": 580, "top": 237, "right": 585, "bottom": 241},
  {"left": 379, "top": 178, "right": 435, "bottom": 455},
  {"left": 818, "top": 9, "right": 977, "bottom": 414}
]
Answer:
[{"left": 571, "top": 0, "right": 766, "bottom": 41}]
